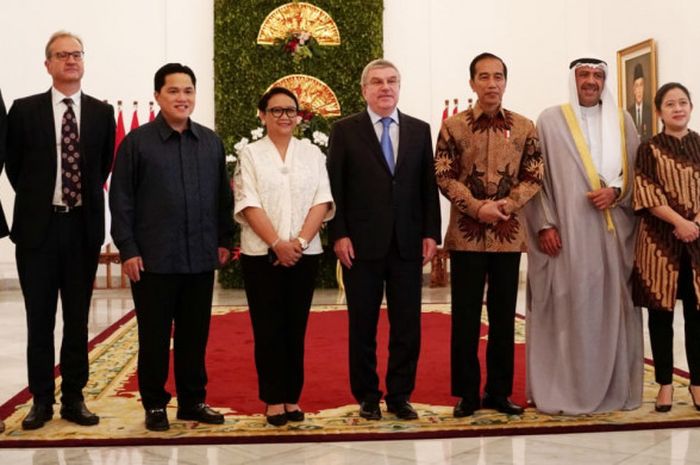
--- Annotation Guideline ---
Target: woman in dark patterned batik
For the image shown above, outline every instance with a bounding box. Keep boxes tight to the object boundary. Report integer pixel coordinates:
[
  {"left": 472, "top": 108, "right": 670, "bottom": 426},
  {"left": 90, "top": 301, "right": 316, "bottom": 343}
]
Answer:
[{"left": 633, "top": 82, "right": 700, "bottom": 412}]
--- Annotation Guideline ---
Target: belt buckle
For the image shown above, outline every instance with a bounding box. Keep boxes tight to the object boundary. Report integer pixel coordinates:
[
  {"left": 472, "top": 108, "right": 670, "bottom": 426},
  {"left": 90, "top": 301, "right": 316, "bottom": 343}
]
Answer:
[{"left": 53, "top": 205, "right": 71, "bottom": 213}]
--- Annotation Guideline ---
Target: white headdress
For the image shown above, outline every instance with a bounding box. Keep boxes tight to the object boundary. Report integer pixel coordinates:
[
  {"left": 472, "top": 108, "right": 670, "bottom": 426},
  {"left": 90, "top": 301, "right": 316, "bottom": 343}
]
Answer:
[{"left": 567, "top": 57, "right": 622, "bottom": 185}]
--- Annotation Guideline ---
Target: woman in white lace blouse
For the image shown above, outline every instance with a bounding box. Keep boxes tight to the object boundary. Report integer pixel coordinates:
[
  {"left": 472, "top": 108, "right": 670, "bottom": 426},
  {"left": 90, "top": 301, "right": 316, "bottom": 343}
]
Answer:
[{"left": 233, "top": 87, "right": 335, "bottom": 426}]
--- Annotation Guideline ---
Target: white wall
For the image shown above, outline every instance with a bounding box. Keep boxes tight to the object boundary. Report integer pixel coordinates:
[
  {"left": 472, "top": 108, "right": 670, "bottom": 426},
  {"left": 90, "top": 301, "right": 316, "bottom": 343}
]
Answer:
[{"left": 1, "top": 0, "right": 699, "bottom": 284}]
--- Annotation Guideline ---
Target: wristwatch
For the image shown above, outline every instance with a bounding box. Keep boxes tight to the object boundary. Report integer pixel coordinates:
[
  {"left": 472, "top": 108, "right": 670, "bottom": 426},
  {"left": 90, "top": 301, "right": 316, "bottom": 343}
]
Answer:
[{"left": 296, "top": 236, "right": 309, "bottom": 250}]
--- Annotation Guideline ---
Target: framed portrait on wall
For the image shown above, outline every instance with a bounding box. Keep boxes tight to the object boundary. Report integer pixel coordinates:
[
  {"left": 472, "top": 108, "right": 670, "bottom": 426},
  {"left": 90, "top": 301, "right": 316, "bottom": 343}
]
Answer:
[{"left": 617, "top": 39, "right": 657, "bottom": 142}]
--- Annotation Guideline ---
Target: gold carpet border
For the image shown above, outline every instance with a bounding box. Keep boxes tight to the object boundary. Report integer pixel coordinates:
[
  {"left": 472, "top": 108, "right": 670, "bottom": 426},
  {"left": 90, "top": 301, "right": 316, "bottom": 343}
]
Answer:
[{"left": 1, "top": 305, "right": 696, "bottom": 442}]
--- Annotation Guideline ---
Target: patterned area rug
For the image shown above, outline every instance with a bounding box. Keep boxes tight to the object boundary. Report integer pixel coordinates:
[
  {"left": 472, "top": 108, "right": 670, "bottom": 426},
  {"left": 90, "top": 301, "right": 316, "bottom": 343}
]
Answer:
[{"left": 1, "top": 304, "right": 699, "bottom": 447}]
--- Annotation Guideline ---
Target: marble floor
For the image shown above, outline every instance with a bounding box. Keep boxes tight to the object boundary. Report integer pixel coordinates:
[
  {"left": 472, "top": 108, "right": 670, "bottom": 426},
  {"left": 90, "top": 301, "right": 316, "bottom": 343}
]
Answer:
[{"left": 0, "top": 284, "right": 698, "bottom": 464}]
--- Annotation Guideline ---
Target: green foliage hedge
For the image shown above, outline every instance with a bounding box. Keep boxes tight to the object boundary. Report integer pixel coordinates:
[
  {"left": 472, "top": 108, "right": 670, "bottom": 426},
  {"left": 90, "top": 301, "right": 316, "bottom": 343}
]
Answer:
[{"left": 214, "top": 0, "right": 383, "bottom": 288}]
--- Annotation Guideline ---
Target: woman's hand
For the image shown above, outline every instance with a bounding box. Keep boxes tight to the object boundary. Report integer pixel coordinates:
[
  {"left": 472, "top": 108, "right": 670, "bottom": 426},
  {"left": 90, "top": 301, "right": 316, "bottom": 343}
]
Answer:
[
  {"left": 673, "top": 218, "right": 700, "bottom": 243},
  {"left": 273, "top": 240, "right": 302, "bottom": 267}
]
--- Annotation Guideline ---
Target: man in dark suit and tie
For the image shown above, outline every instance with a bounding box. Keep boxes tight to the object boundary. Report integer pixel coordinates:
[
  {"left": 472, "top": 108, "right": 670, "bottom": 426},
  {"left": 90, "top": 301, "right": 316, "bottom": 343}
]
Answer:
[
  {"left": 327, "top": 59, "right": 441, "bottom": 421},
  {"left": 627, "top": 63, "right": 652, "bottom": 141},
  {"left": 5, "top": 31, "right": 115, "bottom": 430}
]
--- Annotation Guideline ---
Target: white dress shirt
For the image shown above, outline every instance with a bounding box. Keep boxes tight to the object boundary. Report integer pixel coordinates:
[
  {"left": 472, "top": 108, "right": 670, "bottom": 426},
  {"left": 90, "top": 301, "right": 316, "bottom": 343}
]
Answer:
[{"left": 233, "top": 136, "right": 335, "bottom": 256}]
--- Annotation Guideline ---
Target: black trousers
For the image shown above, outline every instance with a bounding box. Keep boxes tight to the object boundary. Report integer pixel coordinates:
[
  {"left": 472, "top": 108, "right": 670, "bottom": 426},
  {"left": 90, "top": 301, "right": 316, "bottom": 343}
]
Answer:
[
  {"left": 16, "top": 209, "right": 99, "bottom": 406},
  {"left": 648, "top": 249, "right": 700, "bottom": 385},
  {"left": 343, "top": 240, "right": 422, "bottom": 405},
  {"left": 241, "top": 254, "right": 319, "bottom": 404},
  {"left": 131, "top": 271, "right": 215, "bottom": 410},
  {"left": 450, "top": 251, "right": 521, "bottom": 405}
]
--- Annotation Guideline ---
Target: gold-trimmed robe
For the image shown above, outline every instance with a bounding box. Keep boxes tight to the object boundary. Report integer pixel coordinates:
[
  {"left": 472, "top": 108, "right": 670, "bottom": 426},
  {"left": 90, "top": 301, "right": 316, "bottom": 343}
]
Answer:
[{"left": 523, "top": 105, "right": 643, "bottom": 415}]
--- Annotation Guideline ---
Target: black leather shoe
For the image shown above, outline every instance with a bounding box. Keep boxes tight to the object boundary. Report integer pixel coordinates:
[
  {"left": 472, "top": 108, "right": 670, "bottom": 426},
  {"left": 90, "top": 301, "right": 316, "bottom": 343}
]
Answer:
[
  {"left": 145, "top": 408, "right": 170, "bottom": 431},
  {"left": 177, "top": 403, "right": 224, "bottom": 424},
  {"left": 22, "top": 403, "right": 53, "bottom": 430},
  {"left": 60, "top": 401, "right": 99, "bottom": 426},
  {"left": 359, "top": 401, "right": 382, "bottom": 420},
  {"left": 655, "top": 385, "right": 673, "bottom": 412},
  {"left": 387, "top": 401, "right": 418, "bottom": 420},
  {"left": 285, "top": 409, "right": 305, "bottom": 422},
  {"left": 453, "top": 398, "right": 476, "bottom": 418},
  {"left": 266, "top": 412, "right": 288, "bottom": 426},
  {"left": 482, "top": 393, "right": 524, "bottom": 415}
]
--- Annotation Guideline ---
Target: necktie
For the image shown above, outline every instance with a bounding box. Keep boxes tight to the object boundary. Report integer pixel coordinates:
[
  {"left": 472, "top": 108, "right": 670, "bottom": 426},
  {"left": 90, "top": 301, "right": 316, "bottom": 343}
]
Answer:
[
  {"left": 637, "top": 107, "right": 641, "bottom": 128},
  {"left": 61, "top": 98, "right": 81, "bottom": 207},
  {"left": 380, "top": 116, "right": 395, "bottom": 174}
]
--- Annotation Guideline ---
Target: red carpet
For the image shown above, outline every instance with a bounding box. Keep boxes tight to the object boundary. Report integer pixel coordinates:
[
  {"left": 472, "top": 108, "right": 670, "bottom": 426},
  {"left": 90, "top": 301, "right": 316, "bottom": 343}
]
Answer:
[
  {"left": 4, "top": 304, "right": 698, "bottom": 447},
  {"left": 117, "top": 308, "right": 527, "bottom": 413}
]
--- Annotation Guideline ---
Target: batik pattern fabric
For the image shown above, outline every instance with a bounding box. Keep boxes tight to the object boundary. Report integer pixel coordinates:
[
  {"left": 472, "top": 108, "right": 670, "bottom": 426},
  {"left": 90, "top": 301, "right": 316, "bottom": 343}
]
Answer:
[
  {"left": 633, "top": 130, "right": 700, "bottom": 311},
  {"left": 434, "top": 103, "right": 543, "bottom": 252}
]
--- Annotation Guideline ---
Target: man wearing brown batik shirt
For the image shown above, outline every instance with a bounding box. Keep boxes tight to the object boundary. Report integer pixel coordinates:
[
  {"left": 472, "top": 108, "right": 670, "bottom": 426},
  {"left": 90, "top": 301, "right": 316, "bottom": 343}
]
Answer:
[{"left": 434, "top": 52, "right": 543, "bottom": 418}]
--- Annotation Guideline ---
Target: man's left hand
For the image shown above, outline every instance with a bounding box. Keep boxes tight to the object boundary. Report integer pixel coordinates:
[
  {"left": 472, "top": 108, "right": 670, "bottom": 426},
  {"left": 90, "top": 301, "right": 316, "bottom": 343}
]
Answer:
[
  {"left": 586, "top": 187, "right": 617, "bottom": 210},
  {"left": 218, "top": 247, "right": 231, "bottom": 266},
  {"left": 422, "top": 238, "right": 437, "bottom": 266}
]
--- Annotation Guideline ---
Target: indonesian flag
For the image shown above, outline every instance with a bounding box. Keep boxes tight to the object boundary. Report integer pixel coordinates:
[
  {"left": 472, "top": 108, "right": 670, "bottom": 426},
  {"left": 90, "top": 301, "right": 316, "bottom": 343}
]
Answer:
[
  {"left": 130, "top": 102, "right": 140, "bottom": 130},
  {"left": 103, "top": 102, "right": 126, "bottom": 247},
  {"left": 113, "top": 105, "right": 126, "bottom": 161},
  {"left": 442, "top": 99, "right": 449, "bottom": 121},
  {"left": 149, "top": 101, "right": 155, "bottom": 122}
]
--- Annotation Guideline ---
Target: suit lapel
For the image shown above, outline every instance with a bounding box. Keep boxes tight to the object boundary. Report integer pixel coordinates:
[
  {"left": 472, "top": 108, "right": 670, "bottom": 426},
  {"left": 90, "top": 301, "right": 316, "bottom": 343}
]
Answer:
[
  {"left": 357, "top": 110, "right": 393, "bottom": 176},
  {"left": 395, "top": 110, "right": 409, "bottom": 175},
  {"left": 39, "top": 90, "right": 57, "bottom": 177},
  {"left": 79, "top": 93, "right": 90, "bottom": 170}
]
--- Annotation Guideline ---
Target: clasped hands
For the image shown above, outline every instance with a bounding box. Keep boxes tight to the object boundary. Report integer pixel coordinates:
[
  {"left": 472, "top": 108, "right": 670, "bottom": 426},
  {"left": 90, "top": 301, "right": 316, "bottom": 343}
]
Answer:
[
  {"left": 476, "top": 199, "right": 511, "bottom": 224},
  {"left": 271, "top": 239, "right": 303, "bottom": 267},
  {"left": 673, "top": 218, "right": 700, "bottom": 243},
  {"left": 586, "top": 186, "right": 618, "bottom": 210}
]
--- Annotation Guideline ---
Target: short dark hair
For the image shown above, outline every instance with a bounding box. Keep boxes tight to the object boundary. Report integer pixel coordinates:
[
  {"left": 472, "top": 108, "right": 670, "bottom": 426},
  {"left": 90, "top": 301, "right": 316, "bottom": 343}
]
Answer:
[
  {"left": 654, "top": 82, "right": 692, "bottom": 112},
  {"left": 469, "top": 52, "right": 508, "bottom": 80},
  {"left": 257, "top": 87, "right": 299, "bottom": 112},
  {"left": 154, "top": 63, "right": 196, "bottom": 92}
]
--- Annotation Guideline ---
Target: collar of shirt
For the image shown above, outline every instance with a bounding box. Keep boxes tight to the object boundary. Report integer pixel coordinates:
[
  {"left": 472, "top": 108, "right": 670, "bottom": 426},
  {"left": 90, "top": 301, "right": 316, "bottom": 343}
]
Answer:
[
  {"left": 155, "top": 113, "right": 200, "bottom": 141},
  {"left": 366, "top": 106, "right": 400, "bottom": 126},
  {"left": 472, "top": 101, "right": 507, "bottom": 124},
  {"left": 51, "top": 87, "right": 81, "bottom": 111}
]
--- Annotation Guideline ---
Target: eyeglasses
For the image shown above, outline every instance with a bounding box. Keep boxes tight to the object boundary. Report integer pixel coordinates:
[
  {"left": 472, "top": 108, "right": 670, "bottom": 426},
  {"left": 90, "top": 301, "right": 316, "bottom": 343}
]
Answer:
[
  {"left": 266, "top": 107, "right": 298, "bottom": 118},
  {"left": 52, "top": 51, "right": 85, "bottom": 61},
  {"left": 366, "top": 77, "right": 400, "bottom": 88}
]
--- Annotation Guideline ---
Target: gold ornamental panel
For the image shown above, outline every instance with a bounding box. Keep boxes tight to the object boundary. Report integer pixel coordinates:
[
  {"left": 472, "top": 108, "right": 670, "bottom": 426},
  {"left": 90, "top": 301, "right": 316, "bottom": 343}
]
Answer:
[
  {"left": 257, "top": 2, "right": 341, "bottom": 46},
  {"left": 267, "top": 74, "right": 341, "bottom": 117}
]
